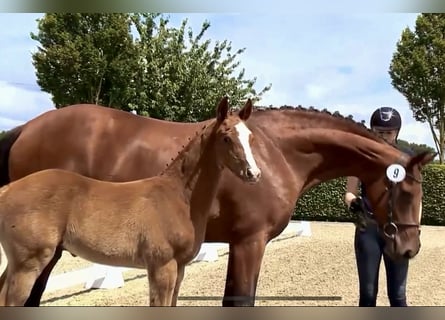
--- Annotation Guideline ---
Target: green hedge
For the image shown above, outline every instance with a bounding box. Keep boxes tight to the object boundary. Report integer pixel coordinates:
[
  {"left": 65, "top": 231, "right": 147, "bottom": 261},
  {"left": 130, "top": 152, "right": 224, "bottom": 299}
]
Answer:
[{"left": 292, "top": 164, "right": 445, "bottom": 226}]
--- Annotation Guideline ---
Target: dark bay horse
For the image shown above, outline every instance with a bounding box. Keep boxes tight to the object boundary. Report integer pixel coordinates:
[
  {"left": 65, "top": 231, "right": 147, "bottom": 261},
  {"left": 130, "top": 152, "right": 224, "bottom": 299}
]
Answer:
[
  {"left": 0, "top": 97, "right": 261, "bottom": 306},
  {"left": 0, "top": 103, "right": 435, "bottom": 306}
]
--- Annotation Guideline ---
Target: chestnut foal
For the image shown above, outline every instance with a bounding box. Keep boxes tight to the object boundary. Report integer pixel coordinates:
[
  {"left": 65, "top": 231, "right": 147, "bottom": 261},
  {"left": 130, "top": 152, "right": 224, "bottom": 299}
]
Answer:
[{"left": 0, "top": 97, "right": 261, "bottom": 306}]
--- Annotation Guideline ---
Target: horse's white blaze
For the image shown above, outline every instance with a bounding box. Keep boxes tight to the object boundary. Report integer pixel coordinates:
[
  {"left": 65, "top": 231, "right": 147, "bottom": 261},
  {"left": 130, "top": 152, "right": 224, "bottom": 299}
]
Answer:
[{"left": 235, "top": 122, "right": 261, "bottom": 177}]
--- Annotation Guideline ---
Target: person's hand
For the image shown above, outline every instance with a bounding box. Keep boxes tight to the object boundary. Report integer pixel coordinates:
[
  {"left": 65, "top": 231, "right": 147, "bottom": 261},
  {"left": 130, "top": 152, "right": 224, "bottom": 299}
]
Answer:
[
  {"left": 348, "top": 197, "right": 368, "bottom": 230},
  {"left": 349, "top": 197, "right": 364, "bottom": 214}
]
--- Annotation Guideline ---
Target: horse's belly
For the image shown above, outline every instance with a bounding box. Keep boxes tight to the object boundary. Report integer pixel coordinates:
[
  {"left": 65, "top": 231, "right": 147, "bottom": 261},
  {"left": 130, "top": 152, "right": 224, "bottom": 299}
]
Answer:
[{"left": 62, "top": 240, "right": 147, "bottom": 269}]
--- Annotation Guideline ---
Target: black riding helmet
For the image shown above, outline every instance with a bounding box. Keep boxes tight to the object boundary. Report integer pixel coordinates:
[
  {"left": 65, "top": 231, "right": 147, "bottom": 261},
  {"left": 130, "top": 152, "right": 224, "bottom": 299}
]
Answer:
[
  {"left": 370, "top": 107, "right": 402, "bottom": 141},
  {"left": 370, "top": 107, "right": 402, "bottom": 130}
]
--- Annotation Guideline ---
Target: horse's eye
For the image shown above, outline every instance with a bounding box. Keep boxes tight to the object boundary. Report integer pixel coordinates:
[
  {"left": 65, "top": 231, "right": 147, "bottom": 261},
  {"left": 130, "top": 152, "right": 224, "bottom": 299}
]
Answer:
[{"left": 223, "top": 136, "right": 231, "bottom": 143}]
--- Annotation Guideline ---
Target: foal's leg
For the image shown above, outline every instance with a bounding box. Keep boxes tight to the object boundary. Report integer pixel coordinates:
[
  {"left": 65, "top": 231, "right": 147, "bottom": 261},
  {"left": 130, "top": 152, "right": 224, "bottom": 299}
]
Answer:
[
  {"left": 0, "top": 266, "right": 8, "bottom": 305},
  {"left": 171, "top": 262, "right": 185, "bottom": 306},
  {"left": 222, "top": 236, "right": 267, "bottom": 307},
  {"left": 0, "top": 245, "right": 7, "bottom": 293},
  {"left": 148, "top": 259, "right": 178, "bottom": 306},
  {"left": 0, "top": 265, "right": 8, "bottom": 292},
  {"left": 24, "top": 246, "right": 63, "bottom": 306},
  {"left": 3, "top": 249, "right": 55, "bottom": 306}
]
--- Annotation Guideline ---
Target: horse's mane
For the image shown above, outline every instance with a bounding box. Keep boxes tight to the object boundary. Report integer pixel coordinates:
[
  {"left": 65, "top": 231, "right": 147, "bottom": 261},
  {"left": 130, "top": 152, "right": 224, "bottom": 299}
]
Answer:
[
  {"left": 247, "top": 104, "right": 395, "bottom": 147},
  {"left": 160, "top": 119, "right": 216, "bottom": 173},
  {"left": 159, "top": 103, "right": 398, "bottom": 174}
]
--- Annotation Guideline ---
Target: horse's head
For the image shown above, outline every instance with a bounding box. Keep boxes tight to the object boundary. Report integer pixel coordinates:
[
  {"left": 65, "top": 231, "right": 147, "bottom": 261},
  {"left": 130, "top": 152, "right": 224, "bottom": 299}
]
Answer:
[
  {"left": 364, "top": 150, "right": 436, "bottom": 260},
  {"left": 213, "top": 96, "right": 261, "bottom": 183}
]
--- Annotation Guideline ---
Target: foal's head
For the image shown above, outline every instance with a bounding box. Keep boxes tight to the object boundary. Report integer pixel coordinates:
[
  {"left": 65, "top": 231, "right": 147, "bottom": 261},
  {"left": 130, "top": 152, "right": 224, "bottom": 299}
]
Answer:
[
  {"left": 213, "top": 96, "right": 261, "bottom": 183},
  {"left": 364, "top": 151, "right": 436, "bottom": 260}
]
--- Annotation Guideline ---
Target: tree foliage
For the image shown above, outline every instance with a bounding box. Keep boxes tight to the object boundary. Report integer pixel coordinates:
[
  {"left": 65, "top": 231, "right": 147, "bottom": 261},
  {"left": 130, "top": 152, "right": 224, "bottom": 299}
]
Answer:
[
  {"left": 30, "top": 13, "right": 271, "bottom": 122},
  {"left": 397, "top": 138, "right": 436, "bottom": 155},
  {"left": 30, "top": 13, "right": 137, "bottom": 109},
  {"left": 389, "top": 13, "right": 445, "bottom": 163}
]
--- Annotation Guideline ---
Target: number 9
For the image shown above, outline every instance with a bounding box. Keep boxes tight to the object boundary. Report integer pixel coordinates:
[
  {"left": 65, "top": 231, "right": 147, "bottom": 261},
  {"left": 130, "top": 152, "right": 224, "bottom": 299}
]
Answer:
[{"left": 386, "top": 164, "right": 406, "bottom": 183}]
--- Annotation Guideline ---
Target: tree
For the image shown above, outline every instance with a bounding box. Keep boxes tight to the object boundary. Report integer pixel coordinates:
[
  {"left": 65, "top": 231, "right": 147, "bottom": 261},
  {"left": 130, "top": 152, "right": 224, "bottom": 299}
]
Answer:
[
  {"left": 31, "top": 13, "right": 138, "bottom": 109},
  {"left": 389, "top": 13, "right": 445, "bottom": 163},
  {"left": 397, "top": 139, "right": 436, "bottom": 155},
  {"left": 31, "top": 13, "right": 271, "bottom": 122},
  {"left": 128, "top": 14, "right": 271, "bottom": 121}
]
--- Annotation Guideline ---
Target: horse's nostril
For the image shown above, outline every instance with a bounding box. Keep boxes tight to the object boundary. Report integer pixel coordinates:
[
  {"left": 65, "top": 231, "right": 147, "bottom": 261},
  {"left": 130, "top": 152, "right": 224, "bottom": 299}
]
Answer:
[{"left": 246, "top": 170, "right": 253, "bottom": 178}]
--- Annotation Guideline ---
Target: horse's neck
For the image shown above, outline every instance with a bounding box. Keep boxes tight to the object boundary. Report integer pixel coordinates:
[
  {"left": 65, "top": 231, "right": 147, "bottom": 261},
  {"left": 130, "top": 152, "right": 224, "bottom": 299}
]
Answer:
[
  {"left": 162, "top": 123, "right": 221, "bottom": 232},
  {"left": 278, "top": 129, "right": 403, "bottom": 192}
]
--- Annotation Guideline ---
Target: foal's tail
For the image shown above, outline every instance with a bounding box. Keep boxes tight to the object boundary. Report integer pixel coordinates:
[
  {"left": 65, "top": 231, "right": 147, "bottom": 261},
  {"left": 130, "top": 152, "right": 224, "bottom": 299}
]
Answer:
[{"left": 0, "top": 125, "right": 23, "bottom": 187}]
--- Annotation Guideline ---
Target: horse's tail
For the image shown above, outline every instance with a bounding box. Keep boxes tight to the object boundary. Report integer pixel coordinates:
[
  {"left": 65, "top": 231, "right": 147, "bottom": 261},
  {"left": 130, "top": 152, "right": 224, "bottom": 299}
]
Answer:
[{"left": 0, "top": 125, "right": 23, "bottom": 187}]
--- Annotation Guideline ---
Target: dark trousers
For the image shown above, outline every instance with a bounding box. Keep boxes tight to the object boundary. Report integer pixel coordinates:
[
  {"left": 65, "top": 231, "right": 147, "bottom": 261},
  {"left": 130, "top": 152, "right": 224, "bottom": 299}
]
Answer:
[{"left": 354, "top": 223, "right": 409, "bottom": 307}]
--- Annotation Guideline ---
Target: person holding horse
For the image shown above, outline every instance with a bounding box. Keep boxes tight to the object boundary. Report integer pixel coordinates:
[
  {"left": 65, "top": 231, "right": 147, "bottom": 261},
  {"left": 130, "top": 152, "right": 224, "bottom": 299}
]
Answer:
[{"left": 344, "top": 107, "right": 414, "bottom": 307}]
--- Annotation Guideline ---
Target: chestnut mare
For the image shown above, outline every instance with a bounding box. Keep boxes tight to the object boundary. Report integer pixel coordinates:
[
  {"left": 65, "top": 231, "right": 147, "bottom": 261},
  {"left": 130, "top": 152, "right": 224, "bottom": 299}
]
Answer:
[
  {"left": 0, "top": 97, "right": 261, "bottom": 306},
  {"left": 0, "top": 103, "right": 435, "bottom": 307}
]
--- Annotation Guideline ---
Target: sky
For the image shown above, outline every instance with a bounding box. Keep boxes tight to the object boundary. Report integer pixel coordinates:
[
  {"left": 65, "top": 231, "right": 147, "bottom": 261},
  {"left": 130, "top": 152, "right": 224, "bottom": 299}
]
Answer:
[{"left": 0, "top": 13, "right": 436, "bottom": 149}]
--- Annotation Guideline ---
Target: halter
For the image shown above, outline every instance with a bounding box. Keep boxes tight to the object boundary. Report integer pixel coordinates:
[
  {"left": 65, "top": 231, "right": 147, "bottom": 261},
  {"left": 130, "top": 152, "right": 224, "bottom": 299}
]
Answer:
[{"left": 382, "top": 170, "right": 423, "bottom": 239}]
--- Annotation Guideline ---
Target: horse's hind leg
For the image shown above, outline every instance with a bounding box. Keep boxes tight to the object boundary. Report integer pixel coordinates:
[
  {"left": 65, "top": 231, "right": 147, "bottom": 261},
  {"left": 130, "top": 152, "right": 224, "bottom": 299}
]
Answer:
[
  {"left": 147, "top": 259, "right": 177, "bottom": 306},
  {"left": 24, "top": 246, "right": 63, "bottom": 306},
  {"left": 3, "top": 248, "right": 56, "bottom": 306},
  {"left": 171, "top": 262, "right": 185, "bottom": 306}
]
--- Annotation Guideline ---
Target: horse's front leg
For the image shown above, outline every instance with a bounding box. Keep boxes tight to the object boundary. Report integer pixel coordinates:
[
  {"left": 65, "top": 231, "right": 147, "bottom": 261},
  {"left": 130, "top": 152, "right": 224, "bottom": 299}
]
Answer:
[
  {"left": 0, "top": 264, "right": 8, "bottom": 304},
  {"left": 148, "top": 259, "right": 178, "bottom": 306},
  {"left": 0, "top": 265, "right": 7, "bottom": 292},
  {"left": 24, "top": 246, "right": 63, "bottom": 306},
  {"left": 222, "top": 235, "right": 266, "bottom": 307},
  {"left": 171, "top": 262, "right": 185, "bottom": 306}
]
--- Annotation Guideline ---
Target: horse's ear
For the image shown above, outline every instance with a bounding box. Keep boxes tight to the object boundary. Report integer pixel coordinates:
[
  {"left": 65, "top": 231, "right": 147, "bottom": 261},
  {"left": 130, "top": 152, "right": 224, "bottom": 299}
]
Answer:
[
  {"left": 408, "top": 151, "right": 437, "bottom": 168},
  {"left": 239, "top": 98, "right": 253, "bottom": 121},
  {"left": 216, "top": 96, "right": 229, "bottom": 122}
]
